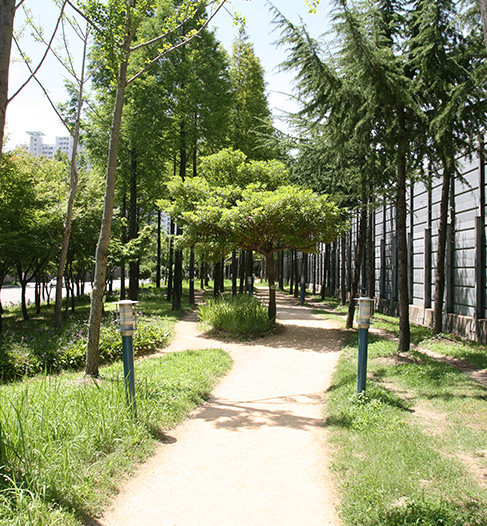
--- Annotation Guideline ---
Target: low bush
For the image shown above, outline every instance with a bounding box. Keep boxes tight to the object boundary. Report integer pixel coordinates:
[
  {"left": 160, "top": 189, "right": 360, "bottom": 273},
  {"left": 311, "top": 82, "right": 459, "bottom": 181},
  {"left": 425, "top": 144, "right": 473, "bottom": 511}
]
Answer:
[
  {"left": 198, "top": 293, "right": 272, "bottom": 336},
  {"left": 0, "top": 314, "right": 172, "bottom": 381}
]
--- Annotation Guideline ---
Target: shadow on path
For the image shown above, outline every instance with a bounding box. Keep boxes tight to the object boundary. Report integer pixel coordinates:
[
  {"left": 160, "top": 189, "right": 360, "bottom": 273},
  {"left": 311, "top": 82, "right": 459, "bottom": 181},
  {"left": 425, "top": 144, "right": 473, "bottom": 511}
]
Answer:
[{"left": 194, "top": 393, "right": 326, "bottom": 432}]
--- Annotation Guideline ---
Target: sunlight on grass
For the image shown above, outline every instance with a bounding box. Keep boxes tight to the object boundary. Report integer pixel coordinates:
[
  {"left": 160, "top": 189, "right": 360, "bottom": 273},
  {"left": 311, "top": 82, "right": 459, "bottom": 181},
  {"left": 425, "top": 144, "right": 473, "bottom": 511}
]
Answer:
[{"left": 326, "top": 331, "right": 487, "bottom": 525}]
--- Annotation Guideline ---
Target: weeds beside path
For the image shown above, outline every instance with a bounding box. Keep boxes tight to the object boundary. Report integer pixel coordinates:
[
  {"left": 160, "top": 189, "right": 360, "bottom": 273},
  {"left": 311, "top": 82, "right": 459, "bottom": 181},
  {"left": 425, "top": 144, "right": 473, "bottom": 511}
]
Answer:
[{"left": 99, "top": 290, "right": 344, "bottom": 526}]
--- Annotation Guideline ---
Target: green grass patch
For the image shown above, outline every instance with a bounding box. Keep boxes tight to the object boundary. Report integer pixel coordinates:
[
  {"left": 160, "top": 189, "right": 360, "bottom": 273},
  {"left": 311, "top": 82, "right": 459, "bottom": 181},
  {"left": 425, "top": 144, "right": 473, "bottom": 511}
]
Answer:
[
  {"left": 198, "top": 293, "right": 273, "bottom": 337},
  {"left": 0, "top": 348, "right": 232, "bottom": 525},
  {"left": 326, "top": 330, "right": 487, "bottom": 525}
]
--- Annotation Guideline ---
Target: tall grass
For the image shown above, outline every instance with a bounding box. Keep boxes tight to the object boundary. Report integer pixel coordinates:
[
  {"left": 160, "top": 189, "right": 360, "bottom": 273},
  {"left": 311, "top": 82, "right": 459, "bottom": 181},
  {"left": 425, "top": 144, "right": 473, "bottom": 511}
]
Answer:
[
  {"left": 198, "top": 293, "right": 272, "bottom": 336},
  {"left": 0, "top": 349, "right": 232, "bottom": 525}
]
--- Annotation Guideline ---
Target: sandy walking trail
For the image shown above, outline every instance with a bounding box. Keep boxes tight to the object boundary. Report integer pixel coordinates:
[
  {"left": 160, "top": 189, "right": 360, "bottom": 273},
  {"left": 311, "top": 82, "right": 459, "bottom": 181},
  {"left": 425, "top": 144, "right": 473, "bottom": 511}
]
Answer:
[{"left": 99, "top": 289, "right": 343, "bottom": 526}]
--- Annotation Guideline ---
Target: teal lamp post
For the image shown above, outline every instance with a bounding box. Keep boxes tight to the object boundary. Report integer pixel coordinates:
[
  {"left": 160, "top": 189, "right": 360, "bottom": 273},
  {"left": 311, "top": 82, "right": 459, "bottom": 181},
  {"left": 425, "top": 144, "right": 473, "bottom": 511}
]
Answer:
[
  {"left": 355, "top": 297, "right": 374, "bottom": 394},
  {"left": 117, "top": 300, "right": 138, "bottom": 414}
]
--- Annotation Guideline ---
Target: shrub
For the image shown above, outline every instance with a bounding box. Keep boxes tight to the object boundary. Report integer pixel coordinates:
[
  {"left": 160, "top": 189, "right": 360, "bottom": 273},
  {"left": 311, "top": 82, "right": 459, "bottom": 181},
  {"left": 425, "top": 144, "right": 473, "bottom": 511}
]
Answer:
[
  {"left": 198, "top": 293, "right": 272, "bottom": 336},
  {"left": 0, "top": 314, "right": 172, "bottom": 381}
]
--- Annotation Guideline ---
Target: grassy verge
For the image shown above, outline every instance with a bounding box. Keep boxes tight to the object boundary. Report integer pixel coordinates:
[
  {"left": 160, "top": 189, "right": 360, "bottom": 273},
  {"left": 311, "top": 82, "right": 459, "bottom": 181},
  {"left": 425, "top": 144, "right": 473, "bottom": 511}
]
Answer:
[
  {"left": 0, "top": 348, "right": 232, "bottom": 526},
  {"left": 324, "top": 308, "right": 487, "bottom": 525}
]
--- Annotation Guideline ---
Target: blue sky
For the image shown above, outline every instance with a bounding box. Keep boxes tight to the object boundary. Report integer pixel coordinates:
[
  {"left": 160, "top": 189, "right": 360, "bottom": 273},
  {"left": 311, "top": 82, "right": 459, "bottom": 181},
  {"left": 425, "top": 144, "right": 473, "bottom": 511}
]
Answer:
[{"left": 5, "top": 0, "right": 332, "bottom": 148}]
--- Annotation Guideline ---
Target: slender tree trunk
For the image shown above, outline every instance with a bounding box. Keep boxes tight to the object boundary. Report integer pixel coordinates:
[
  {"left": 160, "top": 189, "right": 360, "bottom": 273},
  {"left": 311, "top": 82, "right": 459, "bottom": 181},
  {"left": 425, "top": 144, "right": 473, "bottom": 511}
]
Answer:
[
  {"left": 432, "top": 163, "right": 451, "bottom": 334},
  {"left": 396, "top": 109, "right": 410, "bottom": 351},
  {"left": 189, "top": 247, "right": 195, "bottom": 305},
  {"left": 367, "top": 205, "right": 375, "bottom": 298},
  {"left": 0, "top": 0, "right": 15, "bottom": 171},
  {"left": 213, "top": 260, "right": 221, "bottom": 297},
  {"left": 480, "top": 0, "right": 487, "bottom": 52},
  {"left": 346, "top": 180, "right": 368, "bottom": 328},
  {"left": 167, "top": 220, "right": 174, "bottom": 301},
  {"left": 54, "top": 27, "right": 88, "bottom": 328},
  {"left": 172, "top": 121, "right": 187, "bottom": 310},
  {"left": 239, "top": 250, "right": 245, "bottom": 293},
  {"left": 290, "top": 250, "right": 294, "bottom": 295},
  {"left": 266, "top": 252, "right": 277, "bottom": 321},
  {"left": 16, "top": 262, "right": 29, "bottom": 321},
  {"left": 129, "top": 148, "right": 138, "bottom": 301},
  {"left": 85, "top": 10, "right": 131, "bottom": 377},
  {"left": 156, "top": 210, "right": 161, "bottom": 288},
  {"left": 220, "top": 258, "right": 224, "bottom": 292},
  {"left": 293, "top": 250, "right": 300, "bottom": 298},
  {"left": 231, "top": 250, "right": 237, "bottom": 295},
  {"left": 279, "top": 250, "right": 284, "bottom": 290}
]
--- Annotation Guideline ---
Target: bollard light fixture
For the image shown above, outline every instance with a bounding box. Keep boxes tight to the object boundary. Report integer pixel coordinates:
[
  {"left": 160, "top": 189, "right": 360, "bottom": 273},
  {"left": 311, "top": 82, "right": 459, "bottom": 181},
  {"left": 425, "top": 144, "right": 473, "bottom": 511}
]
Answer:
[
  {"left": 356, "top": 297, "right": 374, "bottom": 328},
  {"left": 117, "top": 300, "right": 138, "bottom": 336}
]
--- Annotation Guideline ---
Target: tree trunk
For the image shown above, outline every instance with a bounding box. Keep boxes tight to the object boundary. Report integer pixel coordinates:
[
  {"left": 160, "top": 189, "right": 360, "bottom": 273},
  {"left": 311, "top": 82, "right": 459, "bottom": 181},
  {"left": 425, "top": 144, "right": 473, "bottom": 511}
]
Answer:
[
  {"left": 396, "top": 109, "right": 411, "bottom": 351},
  {"left": 16, "top": 263, "right": 29, "bottom": 321},
  {"left": 54, "top": 27, "right": 88, "bottom": 329},
  {"left": 167, "top": 220, "right": 174, "bottom": 301},
  {"left": 340, "top": 238, "right": 347, "bottom": 305},
  {"left": 293, "top": 250, "right": 300, "bottom": 298},
  {"left": 231, "top": 250, "right": 237, "bottom": 295},
  {"left": 346, "top": 180, "right": 368, "bottom": 329},
  {"left": 0, "top": 0, "right": 15, "bottom": 171},
  {"left": 239, "top": 250, "right": 245, "bottom": 293},
  {"left": 85, "top": 10, "right": 131, "bottom": 377},
  {"left": 246, "top": 251, "right": 253, "bottom": 294},
  {"left": 481, "top": 0, "right": 487, "bottom": 52},
  {"left": 279, "top": 250, "right": 284, "bottom": 290},
  {"left": 172, "top": 245, "right": 183, "bottom": 310},
  {"left": 156, "top": 210, "right": 162, "bottom": 288},
  {"left": 189, "top": 247, "right": 195, "bottom": 305},
  {"left": 432, "top": 164, "right": 451, "bottom": 334},
  {"left": 220, "top": 258, "right": 225, "bottom": 292},
  {"left": 128, "top": 148, "right": 138, "bottom": 301},
  {"left": 367, "top": 205, "right": 375, "bottom": 298},
  {"left": 266, "top": 252, "right": 277, "bottom": 321},
  {"left": 213, "top": 260, "right": 221, "bottom": 297},
  {"left": 289, "top": 250, "right": 294, "bottom": 295}
]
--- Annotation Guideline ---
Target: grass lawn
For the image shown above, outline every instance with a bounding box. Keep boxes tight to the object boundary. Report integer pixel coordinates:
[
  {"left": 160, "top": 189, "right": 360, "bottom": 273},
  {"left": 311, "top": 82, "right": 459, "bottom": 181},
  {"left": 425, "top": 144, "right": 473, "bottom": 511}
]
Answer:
[
  {"left": 0, "top": 284, "right": 232, "bottom": 525},
  {"left": 316, "top": 296, "right": 487, "bottom": 525}
]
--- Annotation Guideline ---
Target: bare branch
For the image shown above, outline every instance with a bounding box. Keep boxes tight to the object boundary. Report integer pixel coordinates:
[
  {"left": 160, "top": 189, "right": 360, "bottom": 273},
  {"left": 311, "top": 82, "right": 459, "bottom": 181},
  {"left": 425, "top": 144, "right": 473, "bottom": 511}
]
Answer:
[
  {"left": 65, "top": 0, "right": 102, "bottom": 33},
  {"left": 126, "top": 0, "right": 227, "bottom": 86},
  {"left": 14, "top": 0, "right": 26, "bottom": 10},
  {"left": 129, "top": 0, "right": 225, "bottom": 53},
  {"left": 12, "top": 35, "right": 73, "bottom": 136},
  {"left": 8, "top": 0, "right": 68, "bottom": 104}
]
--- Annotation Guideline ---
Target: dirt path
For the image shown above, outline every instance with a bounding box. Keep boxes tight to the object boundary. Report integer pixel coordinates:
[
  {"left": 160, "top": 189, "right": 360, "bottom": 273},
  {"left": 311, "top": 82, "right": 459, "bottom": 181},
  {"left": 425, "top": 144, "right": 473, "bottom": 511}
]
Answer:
[{"left": 99, "top": 290, "right": 343, "bottom": 526}]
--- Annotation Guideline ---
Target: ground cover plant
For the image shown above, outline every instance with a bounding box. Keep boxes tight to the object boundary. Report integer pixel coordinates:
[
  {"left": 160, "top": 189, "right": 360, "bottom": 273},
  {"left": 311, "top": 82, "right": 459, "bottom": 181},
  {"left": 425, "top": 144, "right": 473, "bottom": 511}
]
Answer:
[
  {"left": 198, "top": 292, "right": 273, "bottom": 337},
  {"left": 323, "top": 305, "right": 487, "bottom": 525},
  {"left": 0, "top": 348, "right": 232, "bottom": 525},
  {"left": 0, "top": 285, "right": 191, "bottom": 381}
]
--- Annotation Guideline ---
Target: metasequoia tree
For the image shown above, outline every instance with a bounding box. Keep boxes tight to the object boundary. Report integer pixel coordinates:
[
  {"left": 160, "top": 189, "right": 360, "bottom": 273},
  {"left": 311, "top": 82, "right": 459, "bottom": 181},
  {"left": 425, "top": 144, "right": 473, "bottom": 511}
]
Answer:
[
  {"left": 229, "top": 27, "right": 275, "bottom": 160},
  {"left": 81, "top": 0, "right": 227, "bottom": 377}
]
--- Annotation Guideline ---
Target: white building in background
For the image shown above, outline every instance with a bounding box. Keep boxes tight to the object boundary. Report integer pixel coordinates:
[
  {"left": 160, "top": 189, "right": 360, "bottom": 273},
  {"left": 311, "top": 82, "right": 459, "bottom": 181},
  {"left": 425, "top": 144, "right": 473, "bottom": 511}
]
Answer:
[{"left": 22, "top": 131, "right": 80, "bottom": 159}]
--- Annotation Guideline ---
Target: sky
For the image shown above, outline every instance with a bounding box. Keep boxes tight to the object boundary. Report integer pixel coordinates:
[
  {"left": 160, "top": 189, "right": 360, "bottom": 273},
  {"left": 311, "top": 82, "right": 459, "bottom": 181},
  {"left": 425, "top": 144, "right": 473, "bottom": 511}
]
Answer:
[{"left": 5, "top": 0, "right": 332, "bottom": 149}]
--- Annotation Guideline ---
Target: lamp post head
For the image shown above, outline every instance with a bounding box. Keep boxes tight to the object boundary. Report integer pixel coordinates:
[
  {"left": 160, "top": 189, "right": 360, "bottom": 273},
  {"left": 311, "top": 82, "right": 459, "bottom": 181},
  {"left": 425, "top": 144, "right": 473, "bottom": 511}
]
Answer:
[
  {"left": 356, "top": 297, "right": 374, "bottom": 329},
  {"left": 116, "top": 300, "right": 138, "bottom": 336}
]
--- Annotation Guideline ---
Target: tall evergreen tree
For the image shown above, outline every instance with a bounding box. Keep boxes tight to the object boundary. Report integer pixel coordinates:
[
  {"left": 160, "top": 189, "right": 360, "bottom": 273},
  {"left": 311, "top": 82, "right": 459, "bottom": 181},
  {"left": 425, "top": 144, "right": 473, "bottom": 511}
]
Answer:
[{"left": 409, "top": 0, "right": 487, "bottom": 334}]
